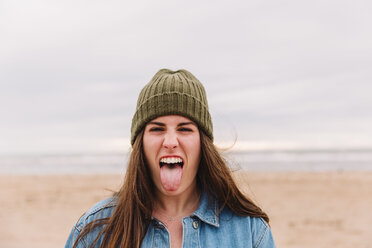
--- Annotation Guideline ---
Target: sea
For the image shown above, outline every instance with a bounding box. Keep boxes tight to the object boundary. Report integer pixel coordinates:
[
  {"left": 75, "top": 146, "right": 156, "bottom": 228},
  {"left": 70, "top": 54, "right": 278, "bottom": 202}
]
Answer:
[{"left": 1, "top": 150, "right": 372, "bottom": 174}]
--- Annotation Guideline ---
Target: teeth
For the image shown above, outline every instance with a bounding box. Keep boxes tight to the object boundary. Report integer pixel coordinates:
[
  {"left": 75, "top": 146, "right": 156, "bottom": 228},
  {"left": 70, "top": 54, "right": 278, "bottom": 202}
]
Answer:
[{"left": 160, "top": 157, "right": 183, "bottom": 164}]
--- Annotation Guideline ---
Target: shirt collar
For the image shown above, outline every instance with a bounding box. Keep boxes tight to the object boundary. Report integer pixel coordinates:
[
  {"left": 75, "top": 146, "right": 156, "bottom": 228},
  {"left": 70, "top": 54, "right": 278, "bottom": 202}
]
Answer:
[{"left": 192, "top": 191, "right": 220, "bottom": 227}]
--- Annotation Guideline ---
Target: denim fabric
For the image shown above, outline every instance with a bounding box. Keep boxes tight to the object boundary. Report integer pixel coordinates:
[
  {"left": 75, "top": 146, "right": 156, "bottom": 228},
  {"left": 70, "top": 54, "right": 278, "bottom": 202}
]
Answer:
[{"left": 65, "top": 192, "right": 276, "bottom": 248}]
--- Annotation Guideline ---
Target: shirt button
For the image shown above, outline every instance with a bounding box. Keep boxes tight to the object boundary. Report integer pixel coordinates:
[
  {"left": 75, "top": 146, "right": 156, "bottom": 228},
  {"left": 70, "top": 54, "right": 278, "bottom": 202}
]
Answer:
[{"left": 192, "top": 220, "right": 199, "bottom": 229}]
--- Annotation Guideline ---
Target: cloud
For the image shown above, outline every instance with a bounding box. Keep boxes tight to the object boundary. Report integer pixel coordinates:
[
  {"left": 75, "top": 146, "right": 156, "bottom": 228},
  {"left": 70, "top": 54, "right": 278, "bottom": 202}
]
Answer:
[{"left": 0, "top": 0, "right": 371, "bottom": 154}]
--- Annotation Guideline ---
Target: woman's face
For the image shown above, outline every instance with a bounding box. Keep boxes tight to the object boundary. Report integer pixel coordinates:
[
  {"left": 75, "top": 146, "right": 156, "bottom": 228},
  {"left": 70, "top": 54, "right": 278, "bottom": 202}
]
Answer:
[{"left": 143, "top": 115, "right": 201, "bottom": 197}]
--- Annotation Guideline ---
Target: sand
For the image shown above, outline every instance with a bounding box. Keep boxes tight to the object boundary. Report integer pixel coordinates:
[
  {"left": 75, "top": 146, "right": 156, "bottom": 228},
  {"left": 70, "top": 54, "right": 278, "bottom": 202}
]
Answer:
[{"left": 1, "top": 172, "right": 372, "bottom": 248}]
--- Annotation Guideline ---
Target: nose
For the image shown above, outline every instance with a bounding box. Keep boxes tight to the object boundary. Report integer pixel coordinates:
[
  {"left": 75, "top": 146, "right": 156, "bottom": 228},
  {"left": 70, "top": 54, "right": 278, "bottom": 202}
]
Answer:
[{"left": 163, "top": 131, "right": 178, "bottom": 150}]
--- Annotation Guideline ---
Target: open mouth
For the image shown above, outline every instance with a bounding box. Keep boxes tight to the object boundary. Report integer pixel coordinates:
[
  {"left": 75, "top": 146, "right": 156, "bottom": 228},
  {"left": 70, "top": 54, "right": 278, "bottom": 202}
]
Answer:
[
  {"left": 159, "top": 157, "right": 184, "bottom": 169},
  {"left": 159, "top": 156, "right": 184, "bottom": 191}
]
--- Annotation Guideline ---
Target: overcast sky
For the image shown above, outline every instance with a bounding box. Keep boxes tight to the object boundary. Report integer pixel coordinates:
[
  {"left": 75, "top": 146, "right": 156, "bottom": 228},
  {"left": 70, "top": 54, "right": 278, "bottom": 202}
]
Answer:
[{"left": 1, "top": 0, "right": 371, "bottom": 155}]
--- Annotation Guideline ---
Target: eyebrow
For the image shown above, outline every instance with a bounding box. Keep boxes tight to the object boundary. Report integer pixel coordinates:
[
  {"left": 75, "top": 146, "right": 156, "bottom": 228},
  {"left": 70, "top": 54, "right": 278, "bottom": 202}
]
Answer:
[
  {"left": 148, "top": 121, "right": 195, "bottom": 127},
  {"left": 178, "top": 122, "right": 195, "bottom": 127},
  {"left": 148, "top": 122, "right": 165, "bottom": 126}
]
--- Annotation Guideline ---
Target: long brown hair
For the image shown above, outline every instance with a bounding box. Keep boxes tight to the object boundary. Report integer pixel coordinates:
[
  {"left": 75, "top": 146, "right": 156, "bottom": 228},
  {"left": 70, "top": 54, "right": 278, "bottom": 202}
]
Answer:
[{"left": 72, "top": 130, "right": 268, "bottom": 248}]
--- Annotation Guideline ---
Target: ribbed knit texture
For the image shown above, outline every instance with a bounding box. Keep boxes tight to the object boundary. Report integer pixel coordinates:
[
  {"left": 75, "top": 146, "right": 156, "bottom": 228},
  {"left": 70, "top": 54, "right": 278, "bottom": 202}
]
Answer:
[{"left": 131, "top": 69, "right": 213, "bottom": 145}]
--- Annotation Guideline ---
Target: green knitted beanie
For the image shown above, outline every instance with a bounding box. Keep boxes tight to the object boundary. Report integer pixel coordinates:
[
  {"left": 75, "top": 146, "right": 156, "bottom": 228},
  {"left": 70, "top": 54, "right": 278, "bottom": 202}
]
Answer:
[{"left": 131, "top": 69, "right": 213, "bottom": 145}]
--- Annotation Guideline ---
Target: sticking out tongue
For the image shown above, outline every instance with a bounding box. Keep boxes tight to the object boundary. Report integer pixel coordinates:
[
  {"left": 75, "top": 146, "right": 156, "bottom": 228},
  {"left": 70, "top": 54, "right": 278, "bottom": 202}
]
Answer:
[{"left": 160, "top": 164, "right": 183, "bottom": 191}]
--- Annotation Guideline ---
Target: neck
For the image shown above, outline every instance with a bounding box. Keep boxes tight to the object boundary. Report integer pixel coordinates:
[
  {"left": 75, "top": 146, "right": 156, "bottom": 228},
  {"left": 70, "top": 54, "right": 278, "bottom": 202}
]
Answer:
[{"left": 154, "top": 182, "right": 201, "bottom": 217}]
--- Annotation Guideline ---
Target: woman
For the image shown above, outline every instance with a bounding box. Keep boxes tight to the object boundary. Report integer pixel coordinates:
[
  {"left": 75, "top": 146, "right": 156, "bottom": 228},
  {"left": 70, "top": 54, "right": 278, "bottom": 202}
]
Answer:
[{"left": 65, "top": 69, "right": 276, "bottom": 248}]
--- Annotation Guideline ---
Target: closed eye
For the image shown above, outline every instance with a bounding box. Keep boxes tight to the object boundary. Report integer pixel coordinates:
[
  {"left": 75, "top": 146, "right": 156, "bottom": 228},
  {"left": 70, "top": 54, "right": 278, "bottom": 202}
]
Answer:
[
  {"left": 149, "top": 127, "right": 164, "bottom": 132},
  {"left": 178, "top": 127, "right": 193, "bottom": 132}
]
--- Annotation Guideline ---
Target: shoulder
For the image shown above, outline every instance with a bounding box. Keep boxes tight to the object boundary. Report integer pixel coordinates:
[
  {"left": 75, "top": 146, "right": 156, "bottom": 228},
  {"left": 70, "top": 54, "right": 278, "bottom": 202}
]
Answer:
[
  {"left": 248, "top": 217, "right": 274, "bottom": 248},
  {"left": 75, "top": 196, "right": 117, "bottom": 231},
  {"left": 65, "top": 197, "right": 117, "bottom": 247},
  {"left": 219, "top": 208, "right": 275, "bottom": 248}
]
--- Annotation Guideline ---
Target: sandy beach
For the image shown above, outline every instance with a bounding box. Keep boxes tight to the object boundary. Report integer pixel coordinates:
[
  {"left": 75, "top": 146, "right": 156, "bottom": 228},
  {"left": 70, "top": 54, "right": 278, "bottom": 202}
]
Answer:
[{"left": 1, "top": 172, "right": 372, "bottom": 248}]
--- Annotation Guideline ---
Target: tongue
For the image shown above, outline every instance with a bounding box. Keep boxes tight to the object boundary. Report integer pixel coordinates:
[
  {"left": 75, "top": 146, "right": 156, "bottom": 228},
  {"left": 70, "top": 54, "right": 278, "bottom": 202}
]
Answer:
[{"left": 160, "top": 164, "right": 183, "bottom": 191}]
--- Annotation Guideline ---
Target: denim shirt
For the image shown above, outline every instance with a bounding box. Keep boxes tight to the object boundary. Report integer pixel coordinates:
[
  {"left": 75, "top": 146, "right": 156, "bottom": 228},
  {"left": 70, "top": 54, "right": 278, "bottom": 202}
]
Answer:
[{"left": 65, "top": 192, "right": 276, "bottom": 248}]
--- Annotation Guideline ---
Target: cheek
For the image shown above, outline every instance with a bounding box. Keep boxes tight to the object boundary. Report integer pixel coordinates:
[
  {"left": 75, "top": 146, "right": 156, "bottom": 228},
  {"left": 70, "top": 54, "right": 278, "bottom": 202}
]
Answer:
[
  {"left": 187, "top": 137, "right": 201, "bottom": 167},
  {"left": 143, "top": 135, "right": 155, "bottom": 167},
  {"left": 195, "top": 135, "right": 201, "bottom": 160},
  {"left": 142, "top": 137, "right": 150, "bottom": 160}
]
